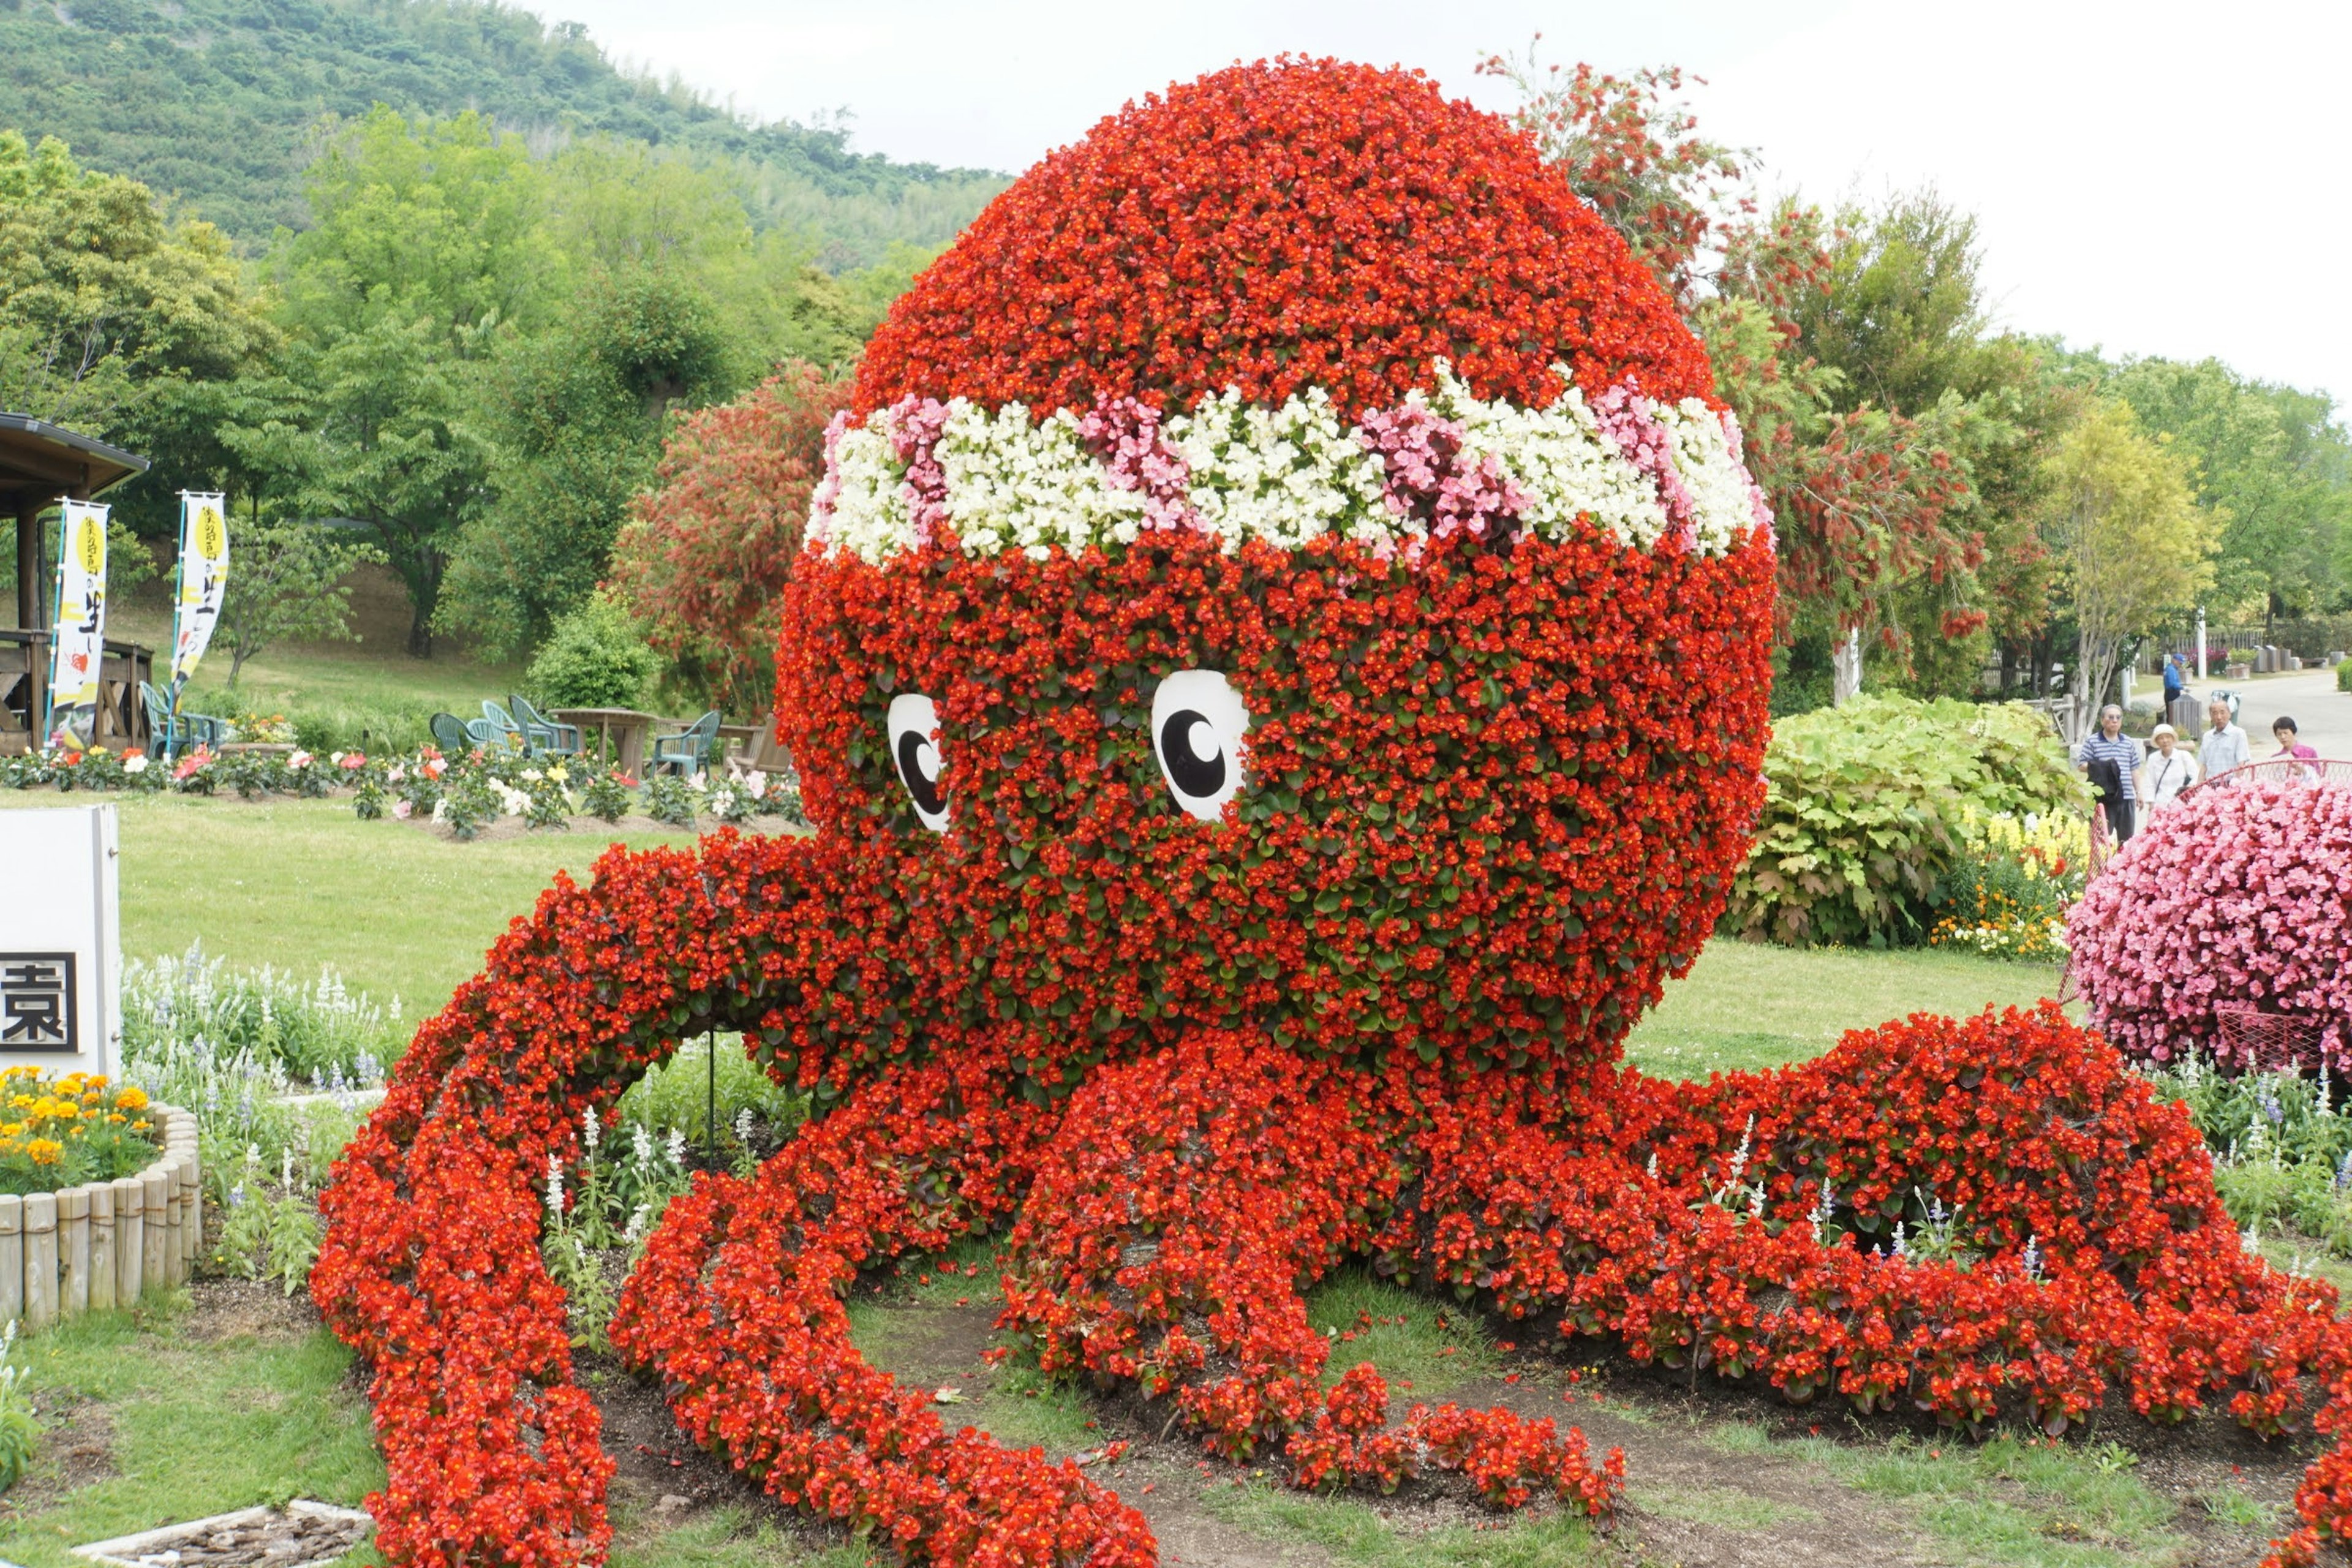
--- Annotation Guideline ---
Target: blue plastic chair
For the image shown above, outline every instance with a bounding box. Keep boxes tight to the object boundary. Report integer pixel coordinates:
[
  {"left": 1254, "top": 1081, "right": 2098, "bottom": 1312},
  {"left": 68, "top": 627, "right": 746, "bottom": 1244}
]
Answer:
[
  {"left": 649, "top": 710, "right": 722, "bottom": 778},
  {"left": 504, "top": 694, "right": 581, "bottom": 756},
  {"left": 481, "top": 700, "right": 531, "bottom": 755},
  {"left": 428, "top": 712, "right": 473, "bottom": 755},
  {"left": 462, "top": 717, "right": 518, "bottom": 756},
  {"left": 140, "top": 680, "right": 228, "bottom": 755}
]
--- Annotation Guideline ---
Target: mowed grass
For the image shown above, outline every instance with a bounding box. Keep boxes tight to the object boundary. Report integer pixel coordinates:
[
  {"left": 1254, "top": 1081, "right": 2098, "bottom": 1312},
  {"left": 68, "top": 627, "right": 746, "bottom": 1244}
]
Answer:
[
  {"left": 0, "top": 791, "right": 699, "bottom": 1017},
  {"left": 0, "top": 1298, "right": 383, "bottom": 1568},
  {"left": 1626, "top": 940, "right": 2068, "bottom": 1080}
]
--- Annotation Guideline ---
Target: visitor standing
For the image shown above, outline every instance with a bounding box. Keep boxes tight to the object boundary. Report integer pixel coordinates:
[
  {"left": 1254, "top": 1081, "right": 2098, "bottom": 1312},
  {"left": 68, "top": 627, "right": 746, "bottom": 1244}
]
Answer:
[
  {"left": 2076, "top": 704, "right": 2143, "bottom": 845},
  {"left": 2139, "top": 724, "right": 2199, "bottom": 814},
  {"left": 2200, "top": 697, "right": 2250, "bottom": 782},
  {"left": 2273, "top": 717, "right": 2320, "bottom": 774}
]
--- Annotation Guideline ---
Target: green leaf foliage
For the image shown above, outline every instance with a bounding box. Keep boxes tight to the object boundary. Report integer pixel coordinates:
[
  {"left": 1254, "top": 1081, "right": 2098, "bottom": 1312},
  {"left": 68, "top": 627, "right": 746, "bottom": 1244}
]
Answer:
[
  {"left": 525, "top": 590, "right": 658, "bottom": 710},
  {"left": 1727, "top": 695, "right": 2085, "bottom": 949}
]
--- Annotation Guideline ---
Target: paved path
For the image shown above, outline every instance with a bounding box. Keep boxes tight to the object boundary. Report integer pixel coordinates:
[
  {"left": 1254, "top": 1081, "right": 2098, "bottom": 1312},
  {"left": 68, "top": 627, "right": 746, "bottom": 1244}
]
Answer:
[{"left": 2193, "top": 666, "right": 2352, "bottom": 760}]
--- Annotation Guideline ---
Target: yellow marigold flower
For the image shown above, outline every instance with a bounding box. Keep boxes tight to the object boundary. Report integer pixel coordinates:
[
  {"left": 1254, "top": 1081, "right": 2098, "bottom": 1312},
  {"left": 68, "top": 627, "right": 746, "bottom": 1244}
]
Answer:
[
  {"left": 106, "top": 1113, "right": 125, "bottom": 1125},
  {"left": 130, "top": 1120, "right": 150, "bottom": 1133},
  {"left": 26, "top": 1139, "right": 62, "bottom": 1167},
  {"left": 9, "top": 1095, "right": 31, "bottom": 1111},
  {"left": 1, "top": 1123, "right": 23, "bottom": 1138},
  {"left": 114, "top": 1087, "right": 148, "bottom": 1112}
]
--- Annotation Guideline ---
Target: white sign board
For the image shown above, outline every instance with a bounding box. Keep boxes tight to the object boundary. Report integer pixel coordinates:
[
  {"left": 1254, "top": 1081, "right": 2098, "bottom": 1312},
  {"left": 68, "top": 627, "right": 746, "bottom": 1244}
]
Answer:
[{"left": 0, "top": 805, "right": 120, "bottom": 1076}]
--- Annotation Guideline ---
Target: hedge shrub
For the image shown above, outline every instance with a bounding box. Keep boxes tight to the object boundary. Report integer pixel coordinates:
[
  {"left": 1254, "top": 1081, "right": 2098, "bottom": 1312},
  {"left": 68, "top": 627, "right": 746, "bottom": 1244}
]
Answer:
[{"left": 1726, "top": 695, "right": 2085, "bottom": 948}]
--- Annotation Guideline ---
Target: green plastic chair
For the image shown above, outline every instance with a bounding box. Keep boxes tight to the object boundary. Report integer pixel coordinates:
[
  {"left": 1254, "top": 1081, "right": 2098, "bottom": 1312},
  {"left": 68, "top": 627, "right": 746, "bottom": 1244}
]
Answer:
[
  {"left": 504, "top": 694, "right": 581, "bottom": 756},
  {"left": 649, "top": 710, "right": 723, "bottom": 778},
  {"left": 139, "top": 680, "right": 228, "bottom": 755},
  {"left": 463, "top": 717, "right": 518, "bottom": 756},
  {"left": 428, "top": 712, "right": 473, "bottom": 755},
  {"left": 481, "top": 700, "right": 531, "bottom": 755}
]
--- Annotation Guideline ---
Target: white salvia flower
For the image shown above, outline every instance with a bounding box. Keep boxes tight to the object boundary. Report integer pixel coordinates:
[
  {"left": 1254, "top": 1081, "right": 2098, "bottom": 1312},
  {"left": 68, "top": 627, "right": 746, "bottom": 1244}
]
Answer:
[
  {"left": 1645, "top": 1151, "right": 1658, "bottom": 1180},
  {"left": 582, "top": 1104, "right": 600, "bottom": 1151},
  {"left": 666, "top": 1129, "right": 687, "bottom": 1169},
  {"left": 632, "top": 1124, "right": 655, "bottom": 1166},
  {"left": 1810, "top": 1180, "right": 1835, "bottom": 1245},
  {"left": 2022, "top": 1233, "right": 2042, "bottom": 1280},
  {"left": 623, "top": 1204, "right": 651, "bottom": 1246},
  {"left": 1891, "top": 1221, "right": 1909, "bottom": 1259},
  {"left": 1726, "top": 1115, "right": 1755, "bottom": 1188},
  {"left": 734, "top": 1108, "right": 754, "bottom": 1145},
  {"left": 2244, "top": 1218, "right": 2261, "bottom": 1254},
  {"left": 545, "top": 1153, "right": 564, "bottom": 1217},
  {"left": 282, "top": 1148, "right": 295, "bottom": 1190},
  {"left": 1748, "top": 1182, "right": 1766, "bottom": 1220}
]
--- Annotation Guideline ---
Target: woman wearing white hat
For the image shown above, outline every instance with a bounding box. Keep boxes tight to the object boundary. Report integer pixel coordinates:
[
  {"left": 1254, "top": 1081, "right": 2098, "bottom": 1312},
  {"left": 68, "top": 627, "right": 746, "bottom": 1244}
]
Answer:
[{"left": 2139, "top": 723, "right": 2199, "bottom": 815}]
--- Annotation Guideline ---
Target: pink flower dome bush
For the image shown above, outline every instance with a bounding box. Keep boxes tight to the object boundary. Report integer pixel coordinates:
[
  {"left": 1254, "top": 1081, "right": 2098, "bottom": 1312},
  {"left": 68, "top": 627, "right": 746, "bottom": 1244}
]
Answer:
[{"left": 2070, "top": 778, "right": 2352, "bottom": 1069}]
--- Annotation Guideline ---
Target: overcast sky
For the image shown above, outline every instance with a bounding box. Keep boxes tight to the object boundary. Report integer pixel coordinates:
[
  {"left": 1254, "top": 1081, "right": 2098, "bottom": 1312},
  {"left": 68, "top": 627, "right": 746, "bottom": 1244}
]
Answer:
[{"left": 526, "top": 0, "right": 2352, "bottom": 409}]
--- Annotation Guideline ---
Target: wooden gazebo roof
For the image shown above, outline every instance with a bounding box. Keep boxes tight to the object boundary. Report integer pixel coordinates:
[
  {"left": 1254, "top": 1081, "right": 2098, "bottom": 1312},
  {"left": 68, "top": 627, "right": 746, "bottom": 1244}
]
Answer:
[{"left": 0, "top": 413, "right": 148, "bottom": 508}]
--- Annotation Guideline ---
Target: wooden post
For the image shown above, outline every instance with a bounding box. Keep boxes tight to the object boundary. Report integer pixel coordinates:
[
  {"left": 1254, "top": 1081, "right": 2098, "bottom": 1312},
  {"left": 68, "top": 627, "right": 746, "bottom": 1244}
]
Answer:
[
  {"left": 87, "top": 1182, "right": 114, "bottom": 1312},
  {"left": 24, "top": 1194, "right": 56, "bottom": 1330},
  {"left": 141, "top": 1169, "right": 168, "bottom": 1294},
  {"left": 0, "top": 1196, "right": 20, "bottom": 1326},
  {"left": 115, "top": 1177, "right": 142, "bottom": 1305},
  {"left": 59, "top": 1188, "right": 89, "bottom": 1319}
]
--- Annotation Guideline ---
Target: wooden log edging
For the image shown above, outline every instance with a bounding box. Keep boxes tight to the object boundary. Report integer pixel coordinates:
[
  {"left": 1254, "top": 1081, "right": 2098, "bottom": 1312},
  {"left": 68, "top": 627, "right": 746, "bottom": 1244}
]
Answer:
[{"left": 0, "top": 1103, "right": 199, "bottom": 1330}]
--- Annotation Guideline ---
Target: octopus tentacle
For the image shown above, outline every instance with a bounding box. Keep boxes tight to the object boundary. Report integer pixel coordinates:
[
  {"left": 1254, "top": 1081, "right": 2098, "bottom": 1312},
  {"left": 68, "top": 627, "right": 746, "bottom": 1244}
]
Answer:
[
  {"left": 611, "top": 1050, "right": 1156, "bottom": 1566},
  {"left": 312, "top": 832, "right": 899, "bottom": 1568},
  {"left": 1401, "top": 1008, "right": 2345, "bottom": 1465},
  {"left": 1000, "top": 1036, "right": 1625, "bottom": 1513}
]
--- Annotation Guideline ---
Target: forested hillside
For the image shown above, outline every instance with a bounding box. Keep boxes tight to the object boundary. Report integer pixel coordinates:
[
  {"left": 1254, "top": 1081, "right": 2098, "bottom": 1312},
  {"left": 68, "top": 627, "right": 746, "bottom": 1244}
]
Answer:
[{"left": 0, "top": 0, "right": 1000, "bottom": 263}]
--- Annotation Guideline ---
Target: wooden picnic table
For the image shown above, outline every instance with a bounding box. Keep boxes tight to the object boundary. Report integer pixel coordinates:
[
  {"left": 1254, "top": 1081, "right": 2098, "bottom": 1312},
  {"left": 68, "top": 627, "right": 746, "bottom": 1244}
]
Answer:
[{"left": 553, "top": 707, "right": 657, "bottom": 777}]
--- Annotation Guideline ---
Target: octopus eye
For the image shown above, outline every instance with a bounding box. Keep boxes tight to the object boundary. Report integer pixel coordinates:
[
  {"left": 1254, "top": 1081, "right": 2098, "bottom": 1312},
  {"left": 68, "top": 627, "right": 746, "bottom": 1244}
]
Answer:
[
  {"left": 885, "top": 693, "right": 949, "bottom": 832},
  {"left": 1150, "top": 669, "right": 1249, "bottom": 821}
]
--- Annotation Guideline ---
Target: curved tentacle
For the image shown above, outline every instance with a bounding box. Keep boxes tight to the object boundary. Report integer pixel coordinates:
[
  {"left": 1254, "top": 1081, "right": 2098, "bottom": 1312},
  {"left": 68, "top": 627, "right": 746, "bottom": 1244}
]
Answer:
[
  {"left": 611, "top": 1047, "right": 1155, "bottom": 1566},
  {"left": 1000, "top": 1036, "right": 1624, "bottom": 1514},
  {"left": 312, "top": 831, "right": 901, "bottom": 1568},
  {"left": 1394, "top": 1008, "right": 2350, "bottom": 1562}
]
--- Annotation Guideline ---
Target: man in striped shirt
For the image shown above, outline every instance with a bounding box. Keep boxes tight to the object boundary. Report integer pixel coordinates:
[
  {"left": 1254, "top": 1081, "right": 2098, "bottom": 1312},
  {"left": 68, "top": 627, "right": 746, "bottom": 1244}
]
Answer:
[{"left": 2075, "top": 704, "right": 2144, "bottom": 845}]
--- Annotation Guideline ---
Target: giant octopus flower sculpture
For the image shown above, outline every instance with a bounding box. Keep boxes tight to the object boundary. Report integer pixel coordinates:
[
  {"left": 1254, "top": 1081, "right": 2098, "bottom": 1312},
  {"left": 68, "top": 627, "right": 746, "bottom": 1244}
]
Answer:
[{"left": 314, "top": 59, "right": 2352, "bottom": 1568}]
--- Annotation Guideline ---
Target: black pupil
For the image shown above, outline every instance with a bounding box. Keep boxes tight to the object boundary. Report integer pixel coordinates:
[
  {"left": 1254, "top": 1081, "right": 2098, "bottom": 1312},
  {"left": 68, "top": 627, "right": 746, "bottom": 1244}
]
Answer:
[
  {"left": 1161, "top": 710, "right": 1226, "bottom": 798},
  {"left": 896, "top": 728, "right": 944, "bottom": 815}
]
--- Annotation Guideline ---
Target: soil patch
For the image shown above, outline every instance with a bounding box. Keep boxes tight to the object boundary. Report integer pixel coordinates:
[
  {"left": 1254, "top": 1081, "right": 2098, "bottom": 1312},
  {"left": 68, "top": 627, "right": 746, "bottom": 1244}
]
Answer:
[
  {"left": 183, "top": 1280, "right": 318, "bottom": 1345},
  {"left": 578, "top": 1280, "right": 2320, "bottom": 1566},
  {"left": 0, "top": 1395, "right": 116, "bottom": 1521}
]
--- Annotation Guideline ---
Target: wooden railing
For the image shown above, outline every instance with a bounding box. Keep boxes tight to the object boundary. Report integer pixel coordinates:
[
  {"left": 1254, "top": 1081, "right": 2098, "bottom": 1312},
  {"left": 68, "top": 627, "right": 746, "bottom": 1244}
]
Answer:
[{"left": 0, "top": 630, "right": 151, "bottom": 755}]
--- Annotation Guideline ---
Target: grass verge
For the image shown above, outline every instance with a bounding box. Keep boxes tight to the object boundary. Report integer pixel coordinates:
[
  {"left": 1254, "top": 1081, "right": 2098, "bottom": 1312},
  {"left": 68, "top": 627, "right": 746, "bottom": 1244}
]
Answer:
[{"left": 0, "top": 1295, "right": 381, "bottom": 1568}]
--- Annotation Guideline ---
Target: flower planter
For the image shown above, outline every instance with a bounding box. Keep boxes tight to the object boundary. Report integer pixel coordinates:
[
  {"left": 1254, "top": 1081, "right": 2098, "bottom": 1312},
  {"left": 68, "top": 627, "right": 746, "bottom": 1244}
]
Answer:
[{"left": 0, "top": 1103, "right": 197, "bottom": 1329}]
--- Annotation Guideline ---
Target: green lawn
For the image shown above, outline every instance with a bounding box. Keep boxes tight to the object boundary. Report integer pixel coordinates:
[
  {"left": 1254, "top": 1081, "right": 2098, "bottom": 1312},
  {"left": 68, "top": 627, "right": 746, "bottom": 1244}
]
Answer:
[
  {"left": 2, "top": 785, "right": 2061, "bottom": 1068},
  {"left": 0, "top": 792, "right": 698, "bottom": 1017},
  {"left": 1627, "top": 941, "right": 2068, "bottom": 1080},
  {"left": 0, "top": 1295, "right": 382, "bottom": 1568}
]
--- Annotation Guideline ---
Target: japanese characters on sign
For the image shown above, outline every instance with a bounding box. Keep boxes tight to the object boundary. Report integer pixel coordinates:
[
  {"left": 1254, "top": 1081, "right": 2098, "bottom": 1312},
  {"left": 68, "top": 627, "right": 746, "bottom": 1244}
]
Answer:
[{"left": 0, "top": 956, "right": 77, "bottom": 1052}]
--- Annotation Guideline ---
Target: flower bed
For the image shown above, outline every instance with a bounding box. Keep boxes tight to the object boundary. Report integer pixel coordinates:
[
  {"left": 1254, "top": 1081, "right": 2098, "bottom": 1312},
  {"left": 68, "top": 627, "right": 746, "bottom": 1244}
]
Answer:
[
  {"left": 0, "top": 1097, "right": 198, "bottom": 1331},
  {"left": 2070, "top": 777, "right": 2352, "bottom": 1069},
  {"left": 0, "top": 1068, "right": 159, "bottom": 1194},
  {"left": 1, "top": 742, "right": 805, "bottom": 839}
]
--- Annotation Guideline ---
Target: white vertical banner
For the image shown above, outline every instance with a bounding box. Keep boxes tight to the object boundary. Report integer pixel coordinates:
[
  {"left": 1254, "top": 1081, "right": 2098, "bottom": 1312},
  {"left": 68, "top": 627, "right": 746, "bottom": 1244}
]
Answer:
[
  {"left": 171, "top": 492, "right": 228, "bottom": 690},
  {"left": 43, "top": 500, "right": 110, "bottom": 753}
]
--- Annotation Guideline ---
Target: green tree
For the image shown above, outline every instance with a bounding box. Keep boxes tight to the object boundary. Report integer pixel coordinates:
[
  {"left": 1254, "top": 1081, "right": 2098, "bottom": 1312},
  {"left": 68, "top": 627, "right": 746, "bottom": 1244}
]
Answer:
[
  {"left": 0, "top": 129, "right": 277, "bottom": 530},
  {"left": 2045, "top": 400, "right": 2217, "bottom": 740},
  {"left": 212, "top": 521, "right": 387, "bottom": 689},
  {"left": 439, "top": 269, "right": 729, "bottom": 655},
  {"left": 2101, "top": 357, "right": 2351, "bottom": 627},
  {"left": 264, "top": 108, "right": 550, "bottom": 653},
  {"left": 225, "top": 314, "right": 490, "bottom": 657}
]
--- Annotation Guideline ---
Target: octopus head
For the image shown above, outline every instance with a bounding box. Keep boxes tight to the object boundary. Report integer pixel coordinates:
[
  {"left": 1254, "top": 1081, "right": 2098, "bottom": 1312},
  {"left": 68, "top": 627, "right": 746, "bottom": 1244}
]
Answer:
[{"left": 774, "top": 60, "right": 1776, "bottom": 1090}]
